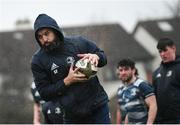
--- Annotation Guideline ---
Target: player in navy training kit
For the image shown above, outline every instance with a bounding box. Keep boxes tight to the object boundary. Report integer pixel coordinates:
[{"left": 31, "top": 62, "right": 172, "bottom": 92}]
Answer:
[
  {"left": 153, "top": 38, "right": 180, "bottom": 123},
  {"left": 31, "top": 14, "right": 110, "bottom": 124},
  {"left": 116, "top": 58, "right": 157, "bottom": 124}
]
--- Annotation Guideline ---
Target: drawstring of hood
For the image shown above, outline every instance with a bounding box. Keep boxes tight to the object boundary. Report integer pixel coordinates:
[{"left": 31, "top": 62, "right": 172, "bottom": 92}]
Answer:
[{"left": 34, "top": 14, "right": 64, "bottom": 47}]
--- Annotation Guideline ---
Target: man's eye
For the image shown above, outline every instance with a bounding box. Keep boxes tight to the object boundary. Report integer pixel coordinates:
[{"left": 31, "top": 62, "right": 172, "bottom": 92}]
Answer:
[
  {"left": 44, "top": 31, "right": 49, "bottom": 36},
  {"left": 159, "top": 49, "right": 167, "bottom": 53},
  {"left": 38, "top": 35, "right": 42, "bottom": 39}
]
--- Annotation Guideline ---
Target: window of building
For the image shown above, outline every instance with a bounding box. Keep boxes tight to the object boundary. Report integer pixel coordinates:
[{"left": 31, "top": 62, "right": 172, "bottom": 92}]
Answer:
[{"left": 157, "top": 21, "right": 173, "bottom": 32}]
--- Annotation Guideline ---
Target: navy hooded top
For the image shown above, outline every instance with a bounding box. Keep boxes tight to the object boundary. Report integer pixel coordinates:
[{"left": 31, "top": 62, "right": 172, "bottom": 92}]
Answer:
[{"left": 31, "top": 14, "right": 108, "bottom": 117}]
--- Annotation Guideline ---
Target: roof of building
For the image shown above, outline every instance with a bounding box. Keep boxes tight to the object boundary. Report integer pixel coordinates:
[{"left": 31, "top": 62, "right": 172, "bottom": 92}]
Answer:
[
  {"left": 64, "top": 23, "right": 153, "bottom": 63},
  {"left": 133, "top": 17, "right": 180, "bottom": 54}
]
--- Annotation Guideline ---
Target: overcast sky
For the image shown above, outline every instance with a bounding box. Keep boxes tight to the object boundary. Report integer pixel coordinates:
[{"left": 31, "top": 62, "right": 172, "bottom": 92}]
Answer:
[{"left": 0, "top": 0, "right": 177, "bottom": 32}]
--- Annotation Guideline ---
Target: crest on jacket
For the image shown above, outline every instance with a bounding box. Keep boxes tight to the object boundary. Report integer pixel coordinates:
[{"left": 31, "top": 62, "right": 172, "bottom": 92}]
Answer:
[{"left": 66, "top": 56, "right": 75, "bottom": 65}]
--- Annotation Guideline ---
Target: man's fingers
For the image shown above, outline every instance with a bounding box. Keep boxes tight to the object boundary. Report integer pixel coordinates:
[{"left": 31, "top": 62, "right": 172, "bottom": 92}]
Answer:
[
  {"left": 74, "top": 76, "right": 88, "bottom": 81},
  {"left": 74, "top": 72, "right": 86, "bottom": 77},
  {"left": 77, "top": 54, "right": 86, "bottom": 58},
  {"left": 77, "top": 54, "right": 89, "bottom": 60},
  {"left": 76, "top": 78, "right": 88, "bottom": 81},
  {"left": 94, "top": 59, "right": 98, "bottom": 66},
  {"left": 69, "top": 64, "right": 74, "bottom": 70},
  {"left": 74, "top": 67, "right": 80, "bottom": 73},
  {"left": 77, "top": 53, "right": 99, "bottom": 66}
]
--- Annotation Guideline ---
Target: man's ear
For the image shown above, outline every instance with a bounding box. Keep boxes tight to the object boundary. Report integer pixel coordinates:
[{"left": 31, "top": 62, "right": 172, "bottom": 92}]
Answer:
[
  {"left": 116, "top": 68, "right": 119, "bottom": 76},
  {"left": 132, "top": 68, "right": 136, "bottom": 75},
  {"left": 172, "top": 45, "right": 176, "bottom": 52}
]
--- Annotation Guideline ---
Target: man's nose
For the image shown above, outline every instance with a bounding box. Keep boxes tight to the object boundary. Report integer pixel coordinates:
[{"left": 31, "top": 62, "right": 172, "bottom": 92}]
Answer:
[{"left": 42, "top": 35, "right": 49, "bottom": 42}]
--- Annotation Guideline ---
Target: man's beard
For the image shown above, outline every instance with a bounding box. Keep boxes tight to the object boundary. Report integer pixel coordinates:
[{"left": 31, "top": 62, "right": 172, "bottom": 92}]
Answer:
[
  {"left": 120, "top": 74, "right": 133, "bottom": 83},
  {"left": 42, "top": 38, "right": 61, "bottom": 52}
]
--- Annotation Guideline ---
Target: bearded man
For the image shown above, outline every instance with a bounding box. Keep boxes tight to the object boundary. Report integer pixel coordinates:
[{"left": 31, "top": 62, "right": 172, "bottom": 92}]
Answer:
[{"left": 116, "top": 58, "right": 157, "bottom": 124}]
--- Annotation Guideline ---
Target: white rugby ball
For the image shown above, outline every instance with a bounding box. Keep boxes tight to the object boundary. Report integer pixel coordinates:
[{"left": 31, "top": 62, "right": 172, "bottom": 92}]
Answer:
[{"left": 75, "top": 59, "right": 98, "bottom": 79}]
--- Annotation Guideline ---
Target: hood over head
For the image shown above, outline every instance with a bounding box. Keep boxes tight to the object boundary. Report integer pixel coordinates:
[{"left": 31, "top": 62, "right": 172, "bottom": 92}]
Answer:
[{"left": 34, "top": 14, "right": 64, "bottom": 47}]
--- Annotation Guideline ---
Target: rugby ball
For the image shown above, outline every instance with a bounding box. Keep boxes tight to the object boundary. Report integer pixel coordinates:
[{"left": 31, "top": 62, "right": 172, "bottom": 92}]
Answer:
[{"left": 75, "top": 59, "right": 98, "bottom": 79}]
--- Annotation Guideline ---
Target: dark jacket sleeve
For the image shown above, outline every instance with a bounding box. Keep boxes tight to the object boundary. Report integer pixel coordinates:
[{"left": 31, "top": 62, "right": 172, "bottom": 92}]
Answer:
[
  {"left": 152, "top": 69, "right": 158, "bottom": 96},
  {"left": 77, "top": 36, "right": 107, "bottom": 67},
  {"left": 152, "top": 66, "right": 162, "bottom": 96},
  {"left": 175, "top": 64, "right": 180, "bottom": 83},
  {"left": 31, "top": 56, "right": 67, "bottom": 101}
]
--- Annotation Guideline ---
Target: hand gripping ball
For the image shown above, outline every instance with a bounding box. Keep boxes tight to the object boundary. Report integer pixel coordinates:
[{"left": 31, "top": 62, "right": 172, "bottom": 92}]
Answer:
[{"left": 75, "top": 59, "right": 98, "bottom": 79}]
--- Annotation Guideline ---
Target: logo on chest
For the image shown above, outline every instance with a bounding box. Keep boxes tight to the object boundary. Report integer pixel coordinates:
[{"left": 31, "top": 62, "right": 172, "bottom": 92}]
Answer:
[
  {"left": 50, "top": 57, "right": 75, "bottom": 75},
  {"left": 122, "top": 87, "right": 139, "bottom": 102},
  {"left": 166, "top": 70, "right": 172, "bottom": 77},
  {"left": 51, "top": 63, "right": 59, "bottom": 74},
  {"left": 156, "top": 73, "right": 161, "bottom": 78}
]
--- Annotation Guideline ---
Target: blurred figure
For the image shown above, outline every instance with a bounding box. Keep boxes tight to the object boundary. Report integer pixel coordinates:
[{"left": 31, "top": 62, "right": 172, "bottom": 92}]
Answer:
[
  {"left": 116, "top": 58, "right": 157, "bottom": 124},
  {"left": 31, "top": 14, "right": 110, "bottom": 124},
  {"left": 153, "top": 38, "right": 180, "bottom": 124},
  {"left": 31, "top": 82, "right": 45, "bottom": 124},
  {"left": 31, "top": 82, "right": 63, "bottom": 124}
]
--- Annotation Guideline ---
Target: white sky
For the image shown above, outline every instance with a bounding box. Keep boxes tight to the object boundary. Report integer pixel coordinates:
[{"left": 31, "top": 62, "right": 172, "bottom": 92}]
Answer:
[{"left": 0, "top": 0, "right": 176, "bottom": 32}]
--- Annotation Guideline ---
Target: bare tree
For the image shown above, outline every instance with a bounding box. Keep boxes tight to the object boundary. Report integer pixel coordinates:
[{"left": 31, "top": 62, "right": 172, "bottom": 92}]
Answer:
[{"left": 164, "top": 0, "right": 180, "bottom": 17}]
